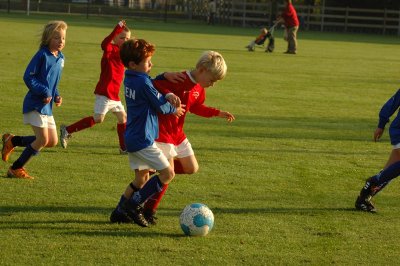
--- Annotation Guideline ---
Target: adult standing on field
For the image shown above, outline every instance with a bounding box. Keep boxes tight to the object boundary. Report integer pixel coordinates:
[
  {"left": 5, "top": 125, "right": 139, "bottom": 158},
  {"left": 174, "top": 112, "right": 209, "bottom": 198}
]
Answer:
[{"left": 277, "top": 0, "right": 299, "bottom": 54}]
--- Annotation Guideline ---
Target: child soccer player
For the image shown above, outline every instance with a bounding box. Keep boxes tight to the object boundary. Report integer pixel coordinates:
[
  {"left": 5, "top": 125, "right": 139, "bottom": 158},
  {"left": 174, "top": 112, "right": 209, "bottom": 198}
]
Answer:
[
  {"left": 141, "top": 50, "right": 235, "bottom": 224},
  {"left": 59, "top": 20, "right": 131, "bottom": 153},
  {"left": 2, "top": 21, "right": 67, "bottom": 179},
  {"left": 355, "top": 89, "right": 400, "bottom": 212},
  {"left": 109, "top": 39, "right": 185, "bottom": 227}
]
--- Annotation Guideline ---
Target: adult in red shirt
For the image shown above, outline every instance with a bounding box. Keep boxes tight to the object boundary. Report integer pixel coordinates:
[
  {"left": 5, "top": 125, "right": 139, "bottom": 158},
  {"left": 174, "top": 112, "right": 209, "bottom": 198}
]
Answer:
[{"left": 277, "top": 0, "right": 299, "bottom": 54}]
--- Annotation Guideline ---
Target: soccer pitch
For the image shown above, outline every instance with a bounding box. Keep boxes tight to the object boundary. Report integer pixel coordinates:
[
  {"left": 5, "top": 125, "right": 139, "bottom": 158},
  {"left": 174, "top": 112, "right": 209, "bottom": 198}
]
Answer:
[{"left": 1, "top": 13, "right": 400, "bottom": 265}]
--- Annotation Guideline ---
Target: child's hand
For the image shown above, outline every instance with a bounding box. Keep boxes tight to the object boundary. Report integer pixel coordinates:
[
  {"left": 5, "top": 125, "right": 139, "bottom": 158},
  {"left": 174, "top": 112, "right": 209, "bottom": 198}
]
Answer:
[
  {"left": 164, "top": 72, "right": 186, "bottom": 83},
  {"left": 218, "top": 111, "right": 235, "bottom": 122},
  {"left": 374, "top": 128, "right": 384, "bottom": 142},
  {"left": 43, "top": 97, "right": 52, "bottom": 104},
  {"left": 55, "top": 96, "right": 62, "bottom": 107},
  {"left": 118, "top": 20, "right": 126, "bottom": 28},
  {"left": 166, "top": 93, "right": 181, "bottom": 108},
  {"left": 174, "top": 104, "right": 186, "bottom": 117}
]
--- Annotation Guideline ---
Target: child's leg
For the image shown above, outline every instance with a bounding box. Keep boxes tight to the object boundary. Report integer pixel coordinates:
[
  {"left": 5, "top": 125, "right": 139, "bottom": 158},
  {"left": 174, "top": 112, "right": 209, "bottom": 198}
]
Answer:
[
  {"left": 113, "top": 111, "right": 127, "bottom": 152},
  {"left": 2, "top": 134, "right": 35, "bottom": 162},
  {"left": 124, "top": 169, "right": 150, "bottom": 199},
  {"left": 174, "top": 155, "right": 199, "bottom": 174},
  {"left": 130, "top": 166, "right": 174, "bottom": 205},
  {"left": 143, "top": 153, "right": 198, "bottom": 218},
  {"left": 356, "top": 149, "right": 400, "bottom": 212},
  {"left": 111, "top": 169, "right": 150, "bottom": 224},
  {"left": 383, "top": 148, "right": 400, "bottom": 169},
  {"left": 60, "top": 115, "right": 97, "bottom": 149},
  {"left": 143, "top": 157, "right": 176, "bottom": 218},
  {"left": 8, "top": 125, "right": 48, "bottom": 179},
  {"left": 65, "top": 116, "right": 97, "bottom": 134}
]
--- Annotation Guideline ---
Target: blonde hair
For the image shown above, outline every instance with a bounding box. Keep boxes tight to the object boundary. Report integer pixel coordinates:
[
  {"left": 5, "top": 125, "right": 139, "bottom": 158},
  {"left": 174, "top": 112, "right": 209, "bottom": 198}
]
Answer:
[
  {"left": 196, "top": 51, "right": 227, "bottom": 80},
  {"left": 40, "top": 21, "right": 68, "bottom": 48}
]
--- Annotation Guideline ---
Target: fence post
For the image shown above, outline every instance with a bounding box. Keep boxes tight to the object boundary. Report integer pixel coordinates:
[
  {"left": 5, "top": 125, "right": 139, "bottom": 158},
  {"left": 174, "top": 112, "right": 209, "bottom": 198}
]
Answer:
[
  {"left": 344, "top": 6, "right": 348, "bottom": 32},
  {"left": 164, "top": 0, "right": 168, "bottom": 22},
  {"left": 27, "top": 0, "right": 30, "bottom": 15},
  {"left": 86, "top": 0, "right": 89, "bottom": 19},
  {"left": 320, "top": 1, "right": 324, "bottom": 32},
  {"left": 398, "top": 9, "right": 400, "bottom": 36},
  {"left": 7, "top": 0, "right": 10, "bottom": 13},
  {"left": 242, "top": 0, "right": 246, "bottom": 27},
  {"left": 306, "top": 5, "right": 310, "bottom": 30},
  {"left": 383, "top": 8, "right": 387, "bottom": 35}
]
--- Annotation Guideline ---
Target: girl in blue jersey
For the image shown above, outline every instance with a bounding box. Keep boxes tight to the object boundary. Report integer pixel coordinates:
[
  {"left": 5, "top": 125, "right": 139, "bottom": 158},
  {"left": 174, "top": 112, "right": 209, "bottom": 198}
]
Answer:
[
  {"left": 356, "top": 89, "right": 400, "bottom": 212},
  {"left": 110, "top": 39, "right": 185, "bottom": 227},
  {"left": 1, "top": 21, "right": 67, "bottom": 179}
]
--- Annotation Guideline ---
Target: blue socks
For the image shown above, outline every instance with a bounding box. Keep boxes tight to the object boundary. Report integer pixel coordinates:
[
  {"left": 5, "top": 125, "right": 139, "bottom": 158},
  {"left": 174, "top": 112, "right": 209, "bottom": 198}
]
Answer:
[
  {"left": 11, "top": 136, "right": 36, "bottom": 147},
  {"left": 11, "top": 144, "right": 38, "bottom": 170},
  {"left": 369, "top": 161, "right": 400, "bottom": 195},
  {"left": 129, "top": 175, "right": 164, "bottom": 206}
]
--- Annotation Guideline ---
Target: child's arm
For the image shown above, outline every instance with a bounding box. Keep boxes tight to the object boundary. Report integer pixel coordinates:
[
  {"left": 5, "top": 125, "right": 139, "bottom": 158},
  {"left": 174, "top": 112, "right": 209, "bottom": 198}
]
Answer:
[
  {"left": 153, "top": 74, "right": 185, "bottom": 107},
  {"left": 377, "top": 89, "right": 400, "bottom": 130},
  {"left": 189, "top": 90, "right": 220, "bottom": 118},
  {"left": 217, "top": 111, "right": 235, "bottom": 122},
  {"left": 144, "top": 79, "right": 185, "bottom": 116},
  {"left": 23, "top": 50, "right": 51, "bottom": 101},
  {"left": 101, "top": 20, "right": 126, "bottom": 51}
]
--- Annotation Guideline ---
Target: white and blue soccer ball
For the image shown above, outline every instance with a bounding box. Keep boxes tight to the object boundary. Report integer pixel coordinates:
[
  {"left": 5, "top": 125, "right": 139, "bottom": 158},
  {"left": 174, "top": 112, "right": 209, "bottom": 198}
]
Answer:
[{"left": 179, "top": 203, "right": 214, "bottom": 236}]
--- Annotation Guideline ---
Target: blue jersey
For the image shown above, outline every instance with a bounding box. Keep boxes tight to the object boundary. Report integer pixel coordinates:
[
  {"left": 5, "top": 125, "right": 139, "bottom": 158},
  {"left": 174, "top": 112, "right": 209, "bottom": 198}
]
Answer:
[
  {"left": 378, "top": 89, "right": 400, "bottom": 145},
  {"left": 23, "top": 47, "right": 64, "bottom": 116},
  {"left": 124, "top": 70, "right": 176, "bottom": 152}
]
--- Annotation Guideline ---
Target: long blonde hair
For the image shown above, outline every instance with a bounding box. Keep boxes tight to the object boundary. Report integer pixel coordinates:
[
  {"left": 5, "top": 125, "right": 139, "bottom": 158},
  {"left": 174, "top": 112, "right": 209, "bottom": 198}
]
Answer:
[{"left": 40, "top": 21, "right": 68, "bottom": 48}]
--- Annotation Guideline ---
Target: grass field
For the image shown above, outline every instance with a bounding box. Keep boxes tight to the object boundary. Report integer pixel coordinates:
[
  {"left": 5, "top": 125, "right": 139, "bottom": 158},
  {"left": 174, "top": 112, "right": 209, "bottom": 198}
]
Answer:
[{"left": 1, "top": 13, "right": 400, "bottom": 265}]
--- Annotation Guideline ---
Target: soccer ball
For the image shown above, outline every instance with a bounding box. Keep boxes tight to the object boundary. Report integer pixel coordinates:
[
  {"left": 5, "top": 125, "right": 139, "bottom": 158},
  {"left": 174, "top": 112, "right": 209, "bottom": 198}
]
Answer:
[{"left": 179, "top": 203, "right": 214, "bottom": 236}]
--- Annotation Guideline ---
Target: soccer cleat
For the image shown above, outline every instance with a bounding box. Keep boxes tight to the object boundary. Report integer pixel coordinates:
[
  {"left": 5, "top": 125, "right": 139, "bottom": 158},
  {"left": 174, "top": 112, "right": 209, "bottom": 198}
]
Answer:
[
  {"left": 110, "top": 208, "right": 133, "bottom": 223},
  {"left": 355, "top": 196, "right": 376, "bottom": 213},
  {"left": 2, "top": 133, "right": 15, "bottom": 162},
  {"left": 7, "top": 167, "right": 34, "bottom": 179},
  {"left": 123, "top": 202, "right": 149, "bottom": 227},
  {"left": 143, "top": 210, "right": 158, "bottom": 225},
  {"left": 59, "top": 125, "right": 71, "bottom": 149}
]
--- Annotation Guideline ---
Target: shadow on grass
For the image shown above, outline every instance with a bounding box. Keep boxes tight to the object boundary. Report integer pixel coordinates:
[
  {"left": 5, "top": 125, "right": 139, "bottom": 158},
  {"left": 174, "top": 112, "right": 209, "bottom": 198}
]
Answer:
[
  {"left": 0, "top": 205, "right": 359, "bottom": 219},
  {"left": 0, "top": 205, "right": 363, "bottom": 238}
]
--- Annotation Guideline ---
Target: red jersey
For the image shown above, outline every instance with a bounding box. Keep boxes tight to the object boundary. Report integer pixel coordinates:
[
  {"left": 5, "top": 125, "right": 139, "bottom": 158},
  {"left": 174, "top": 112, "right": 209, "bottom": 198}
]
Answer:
[
  {"left": 94, "top": 24, "right": 125, "bottom": 101},
  {"left": 281, "top": 3, "right": 299, "bottom": 28},
  {"left": 153, "top": 71, "right": 220, "bottom": 145}
]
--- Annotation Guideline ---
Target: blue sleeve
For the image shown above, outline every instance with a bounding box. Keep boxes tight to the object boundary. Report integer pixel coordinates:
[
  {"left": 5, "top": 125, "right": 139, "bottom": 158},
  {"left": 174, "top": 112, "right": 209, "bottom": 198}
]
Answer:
[
  {"left": 144, "top": 79, "right": 176, "bottom": 115},
  {"left": 378, "top": 89, "right": 400, "bottom": 129},
  {"left": 152, "top": 73, "right": 166, "bottom": 81},
  {"left": 23, "top": 50, "right": 51, "bottom": 98}
]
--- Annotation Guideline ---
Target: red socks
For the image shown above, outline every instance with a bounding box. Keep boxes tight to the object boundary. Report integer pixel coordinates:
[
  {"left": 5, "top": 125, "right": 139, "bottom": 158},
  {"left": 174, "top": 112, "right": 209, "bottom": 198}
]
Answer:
[
  {"left": 66, "top": 116, "right": 96, "bottom": 133},
  {"left": 117, "top": 123, "right": 126, "bottom": 151}
]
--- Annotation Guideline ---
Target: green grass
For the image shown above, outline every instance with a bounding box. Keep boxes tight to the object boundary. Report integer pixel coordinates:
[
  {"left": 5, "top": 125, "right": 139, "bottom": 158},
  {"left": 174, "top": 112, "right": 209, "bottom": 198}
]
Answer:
[{"left": 1, "top": 13, "right": 400, "bottom": 265}]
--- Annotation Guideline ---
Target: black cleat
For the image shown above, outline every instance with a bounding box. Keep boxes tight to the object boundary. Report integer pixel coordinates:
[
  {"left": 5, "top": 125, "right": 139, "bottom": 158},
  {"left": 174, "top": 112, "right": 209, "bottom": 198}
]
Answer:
[
  {"left": 123, "top": 202, "right": 149, "bottom": 227},
  {"left": 355, "top": 196, "right": 377, "bottom": 213},
  {"left": 143, "top": 210, "right": 158, "bottom": 225},
  {"left": 110, "top": 208, "right": 133, "bottom": 223}
]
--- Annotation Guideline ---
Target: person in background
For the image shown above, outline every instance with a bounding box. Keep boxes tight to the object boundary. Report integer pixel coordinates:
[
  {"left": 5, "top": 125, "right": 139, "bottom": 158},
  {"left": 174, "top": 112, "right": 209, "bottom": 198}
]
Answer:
[{"left": 277, "top": 0, "right": 299, "bottom": 54}]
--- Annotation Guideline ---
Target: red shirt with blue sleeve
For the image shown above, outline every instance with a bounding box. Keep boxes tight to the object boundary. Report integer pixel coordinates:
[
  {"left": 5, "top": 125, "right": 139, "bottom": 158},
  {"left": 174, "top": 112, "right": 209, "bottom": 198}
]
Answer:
[
  {"left": 94, "top": 23, "right": 125, "bottom": 101},
  {"left": 152, "top": 71, "right": 221, "bottom": 146}
]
